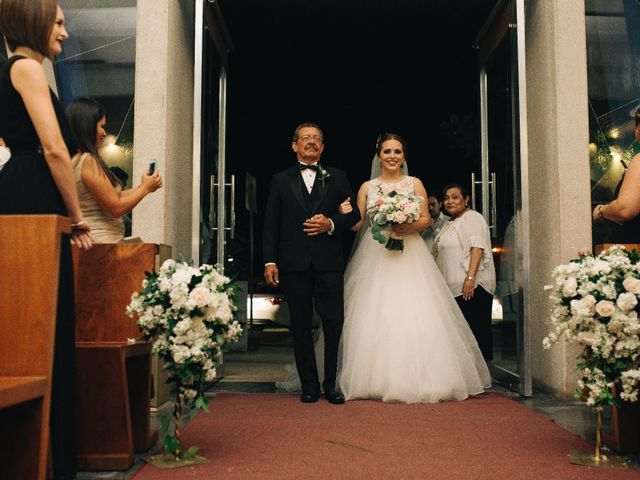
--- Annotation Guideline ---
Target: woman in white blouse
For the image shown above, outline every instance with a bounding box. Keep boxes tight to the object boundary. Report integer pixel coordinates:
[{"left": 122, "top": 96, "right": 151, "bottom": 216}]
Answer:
[{"left": 433, "top": 183, "right": 496, "bottom": 361}]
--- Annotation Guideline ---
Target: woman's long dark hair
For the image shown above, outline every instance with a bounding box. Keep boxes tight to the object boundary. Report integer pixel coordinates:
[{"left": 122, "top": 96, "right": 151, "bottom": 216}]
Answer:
[{"left": 65, "top": 97, "right": 121, "bottom": 187}]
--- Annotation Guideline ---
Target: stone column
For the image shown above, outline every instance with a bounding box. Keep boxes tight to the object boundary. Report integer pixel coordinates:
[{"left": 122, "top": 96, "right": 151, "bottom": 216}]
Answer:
[
  {"left": 525, "top": 0, "right": 591, "bottom": 397},
  {"left": 132, "top": 0, "right": 195, "bottom": 258}
]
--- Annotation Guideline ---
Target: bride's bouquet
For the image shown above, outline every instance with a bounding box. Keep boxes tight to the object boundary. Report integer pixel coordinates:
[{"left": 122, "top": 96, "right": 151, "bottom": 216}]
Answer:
[{"left": 367, "top": 190, "right": 423, "bottom": 251}]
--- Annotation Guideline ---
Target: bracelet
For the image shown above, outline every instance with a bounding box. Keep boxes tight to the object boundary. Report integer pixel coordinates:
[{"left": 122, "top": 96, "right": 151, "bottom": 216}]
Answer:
[
  {"left": 71, "top": 220, "right": 85, "bottom": 228},
  {"left": 466, "top": 276, "right": 475, "bottom": 281},
  {"left": 595, "top": 204, "right": 604, "bottom": 221}
]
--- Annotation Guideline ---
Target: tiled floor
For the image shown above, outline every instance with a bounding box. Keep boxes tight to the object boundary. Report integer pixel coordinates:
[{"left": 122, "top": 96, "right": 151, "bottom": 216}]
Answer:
[{"left": 76, "top": 338, "right": 640, "bottom": 479}]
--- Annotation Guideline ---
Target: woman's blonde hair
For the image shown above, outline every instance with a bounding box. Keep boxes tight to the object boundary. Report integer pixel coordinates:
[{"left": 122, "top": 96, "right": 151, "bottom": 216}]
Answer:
[{"left": 0, "top": 0, "right": 57, "bottom": 57}]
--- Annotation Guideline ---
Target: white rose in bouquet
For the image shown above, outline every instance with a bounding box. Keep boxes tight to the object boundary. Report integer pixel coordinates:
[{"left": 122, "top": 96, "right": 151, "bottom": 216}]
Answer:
[
  {"left": 590, "top": 259, "right": 612, "bottom": 276},
  {"left": 595, "top": 300, "right": 615, "bottom": 318},
  {"left": 623, "top": 277, "right": 640, "bottom": 295},
  {"left": 570, "top": 295, "right": 596, "bottom": 317},
  {"left": 188, "top": 286, "right": 213, "bottom": 308},
  {"left": 617, "top": 292, "right": 638, "bottom": 312}
]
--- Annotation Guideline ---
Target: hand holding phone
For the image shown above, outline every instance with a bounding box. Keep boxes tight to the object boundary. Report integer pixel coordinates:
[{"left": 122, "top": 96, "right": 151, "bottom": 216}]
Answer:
[{"left": 141, "top": 160, "right": 163, "bottom": 194}]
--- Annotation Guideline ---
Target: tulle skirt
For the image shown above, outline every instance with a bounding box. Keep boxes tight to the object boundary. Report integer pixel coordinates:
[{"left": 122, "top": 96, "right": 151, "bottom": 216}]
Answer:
[{"left": 338, "top": 232, "right": 491, "bottom": 403}]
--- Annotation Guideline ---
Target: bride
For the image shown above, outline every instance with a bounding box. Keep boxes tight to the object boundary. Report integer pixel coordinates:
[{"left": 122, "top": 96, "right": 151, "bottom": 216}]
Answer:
[{"left": 337, "top": 133, "right": 491, "bottom": 403}]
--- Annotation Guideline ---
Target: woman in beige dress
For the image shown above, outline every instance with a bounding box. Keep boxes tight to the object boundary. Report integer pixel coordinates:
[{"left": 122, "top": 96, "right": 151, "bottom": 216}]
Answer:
[{"left": 66, "top": 97, "right": 162, "bottom": 242}]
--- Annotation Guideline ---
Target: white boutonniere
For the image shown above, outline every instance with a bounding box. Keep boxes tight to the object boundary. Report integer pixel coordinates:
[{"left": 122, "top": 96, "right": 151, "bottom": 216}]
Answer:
[{"left": 317, "top": 165, "right": 330, "bottom": 187}]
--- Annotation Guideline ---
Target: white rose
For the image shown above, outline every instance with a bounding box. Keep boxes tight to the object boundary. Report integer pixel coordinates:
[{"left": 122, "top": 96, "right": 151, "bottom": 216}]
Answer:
[
  {"left": 562, "top": 277, "right": 578, "bottom": 297},
  {"left": 617, "top": 292, "right": 638, "bottom": 312},
  {"left": 590, "top": 260, "right": 612, "bottom": 276},
  {"left": 215, "top": 305, "right": 233, "bottom": 324},
  {"left": 623, "top": 277, "right": 640, "bottom": 295},
  {"left": 595, "top": 300, "right": 615, "bottom": 317},
  {"left": 189, "top": 287, "right": 212, "bottom": 308},
  {"left": 570, "top": 297, "right": 595, "bottom": 317},
  {"left": 583, "top": 295, "right": 596, "bottom": 309}
]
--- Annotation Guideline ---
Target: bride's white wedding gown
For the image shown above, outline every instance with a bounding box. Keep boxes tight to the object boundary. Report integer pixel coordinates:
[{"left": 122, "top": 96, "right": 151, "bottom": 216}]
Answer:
[{"left": 338, "top": 176, "right": 491, "bottom": 403}]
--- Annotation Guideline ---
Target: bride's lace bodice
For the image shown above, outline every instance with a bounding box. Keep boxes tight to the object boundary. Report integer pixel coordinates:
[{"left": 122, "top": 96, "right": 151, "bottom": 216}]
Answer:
[{"left": 367, "top": 176, "right": 415, "bottom": 204}]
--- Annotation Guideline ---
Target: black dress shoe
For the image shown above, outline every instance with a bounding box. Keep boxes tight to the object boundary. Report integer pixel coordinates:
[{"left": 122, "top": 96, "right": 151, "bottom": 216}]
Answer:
[
  {"left": 300, "top": 392, "right": 320, "bottom": 403},
  {"left": 325, "top": 390, "right": 345, "bottom": 404}
]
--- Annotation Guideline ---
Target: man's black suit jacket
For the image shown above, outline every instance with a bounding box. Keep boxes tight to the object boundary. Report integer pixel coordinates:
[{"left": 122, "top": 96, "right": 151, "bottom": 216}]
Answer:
[{"left": 263, "top": 165, "right": 360, "bottom": 273}]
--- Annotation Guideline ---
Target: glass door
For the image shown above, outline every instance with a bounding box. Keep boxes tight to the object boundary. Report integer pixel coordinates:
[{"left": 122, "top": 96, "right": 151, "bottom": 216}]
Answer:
[
  {"left": 473, "top": 0, "right": 531, "bottom": 395},
  {"left": 192, "top": 1, "right": 251, "bottom": 352},
  {"left": 192, "top": 0, "right": 232, "bottom": 268}
]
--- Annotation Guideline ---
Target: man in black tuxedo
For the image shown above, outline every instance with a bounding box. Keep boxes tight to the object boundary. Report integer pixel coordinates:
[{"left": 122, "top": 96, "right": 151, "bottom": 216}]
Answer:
[{"left": 263, "top": 122, "right": 360, "bottom": 404}]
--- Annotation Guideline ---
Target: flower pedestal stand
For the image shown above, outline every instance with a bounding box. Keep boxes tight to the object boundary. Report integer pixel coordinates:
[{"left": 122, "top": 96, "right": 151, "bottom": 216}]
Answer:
[
  {"left": 144, "top": 454, "right": 208, "bottom": 469},
  {"left": 569, "top": 409, "right": 628, "bottom": 468},
  {"left": 144, "top": 391, "right": 208, "bottom": 469}
]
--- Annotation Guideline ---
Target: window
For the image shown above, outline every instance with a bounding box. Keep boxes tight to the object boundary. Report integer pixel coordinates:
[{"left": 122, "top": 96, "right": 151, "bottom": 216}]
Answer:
[
  {"left": 586, "top": 0, "right": 640, "bottom": 243},
  {"left": 55, "top": 1, "right": 137, "bottom": 186}
]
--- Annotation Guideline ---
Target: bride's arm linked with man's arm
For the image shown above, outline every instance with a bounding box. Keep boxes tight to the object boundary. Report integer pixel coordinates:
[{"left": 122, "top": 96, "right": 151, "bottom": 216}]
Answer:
[
  {"left": 325, "top": 169, "right": 360, "bottom": 233},
  {"left": 337, "top": 181, "right": 366, "bottom": 231}
]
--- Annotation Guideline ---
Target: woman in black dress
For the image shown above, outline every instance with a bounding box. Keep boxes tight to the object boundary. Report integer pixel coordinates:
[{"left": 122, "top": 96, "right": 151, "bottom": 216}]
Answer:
[
  {"left": 593, "top": 108, "right": 640, "bottom": 240},
  {"left": 0, "top": 1, "right": 92, "bottom": 478}
]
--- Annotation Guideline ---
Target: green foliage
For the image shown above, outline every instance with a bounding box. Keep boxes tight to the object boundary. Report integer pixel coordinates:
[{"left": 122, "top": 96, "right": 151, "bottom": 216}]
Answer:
[
  {"left": 183, "top": 446, "right": 199, "bottom": 459},
  {"left": 195, "top": 394, "right": 209, "bottom": 412},
  {"left": 163, "top": 434, "right": 180, "bottom": 455},
  {"left": 370, "top": 222, "right": 388, "bottom": 245}
]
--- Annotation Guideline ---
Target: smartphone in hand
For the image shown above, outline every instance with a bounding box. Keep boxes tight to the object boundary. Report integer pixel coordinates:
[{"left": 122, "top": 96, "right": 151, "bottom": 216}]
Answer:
[{"left": 148, "top": 159, "right": 157, "bottom": 175}]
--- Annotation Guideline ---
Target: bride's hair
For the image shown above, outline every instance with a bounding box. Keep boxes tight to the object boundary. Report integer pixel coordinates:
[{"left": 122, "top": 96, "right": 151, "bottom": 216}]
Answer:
[{"left": 376, "top": 132, "right": 408, "bottom": 157}]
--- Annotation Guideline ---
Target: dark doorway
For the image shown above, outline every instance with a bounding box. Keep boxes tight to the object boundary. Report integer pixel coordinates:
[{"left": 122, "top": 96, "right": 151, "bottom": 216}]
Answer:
[{"left": 219, "top": 0, "right": 495, "bottom": 278}]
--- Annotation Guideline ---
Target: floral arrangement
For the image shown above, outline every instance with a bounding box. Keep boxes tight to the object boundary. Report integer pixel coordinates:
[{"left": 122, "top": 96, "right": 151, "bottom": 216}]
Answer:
[
  {"left": 367, "top": 189, "right": 423, "bottom": 251},
  {"left": 543, "top": 245, "right": 640, "bottom": 462},
  {"left": 127, "top": 259, "right": 242, "bottom": 460}
]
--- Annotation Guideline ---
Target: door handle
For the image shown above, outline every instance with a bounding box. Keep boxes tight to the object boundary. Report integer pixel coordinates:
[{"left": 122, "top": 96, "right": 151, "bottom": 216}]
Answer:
[
  {"left": 229, "top": 174, "right": 235, "bottom": 240},
  {"left": 209, "top": 175, "right": 216, "bottom": 239},
  {"left": 490, "top": 172, "right": 497, "bottom": 238},
  {"left": 471, "top": 172, "right": 484, "bottom": 211},
  {"left": 209, "top": 175, "right": 235, "bottom": 239}
]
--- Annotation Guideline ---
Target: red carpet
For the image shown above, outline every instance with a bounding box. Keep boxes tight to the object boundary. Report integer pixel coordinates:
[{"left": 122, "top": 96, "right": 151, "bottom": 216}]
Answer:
[{"left": 134, "top": 392, "right": 639, "bottom": 480}]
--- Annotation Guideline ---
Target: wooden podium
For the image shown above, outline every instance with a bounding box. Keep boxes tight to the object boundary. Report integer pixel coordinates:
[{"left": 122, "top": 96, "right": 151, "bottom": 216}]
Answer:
[
  {"left": 0, "top": 215, "right": 70, "bottom": 480},
  {"left": 73, "top": 243, "right": 169, "bottom": 470}
]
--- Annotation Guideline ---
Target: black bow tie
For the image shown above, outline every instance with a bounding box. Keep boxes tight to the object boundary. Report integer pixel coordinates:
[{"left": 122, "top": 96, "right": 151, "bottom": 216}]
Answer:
[{"left": 299, "top": 163, "right": 319, "bottom": 172}]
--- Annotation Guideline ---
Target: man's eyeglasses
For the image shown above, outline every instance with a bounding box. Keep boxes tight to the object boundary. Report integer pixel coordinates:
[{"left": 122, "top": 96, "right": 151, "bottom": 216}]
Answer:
[{"left": 297, "top": 135, "right": 323, "bottom": 143}]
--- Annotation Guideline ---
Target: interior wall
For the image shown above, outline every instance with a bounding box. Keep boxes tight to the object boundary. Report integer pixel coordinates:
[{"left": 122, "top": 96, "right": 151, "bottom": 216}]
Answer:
[
  {"left": 133, "top": 0, "right": 195, "bottom": 257},
  {"left": 525, "top": 0, "right": 591, "bottom": 397}
]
